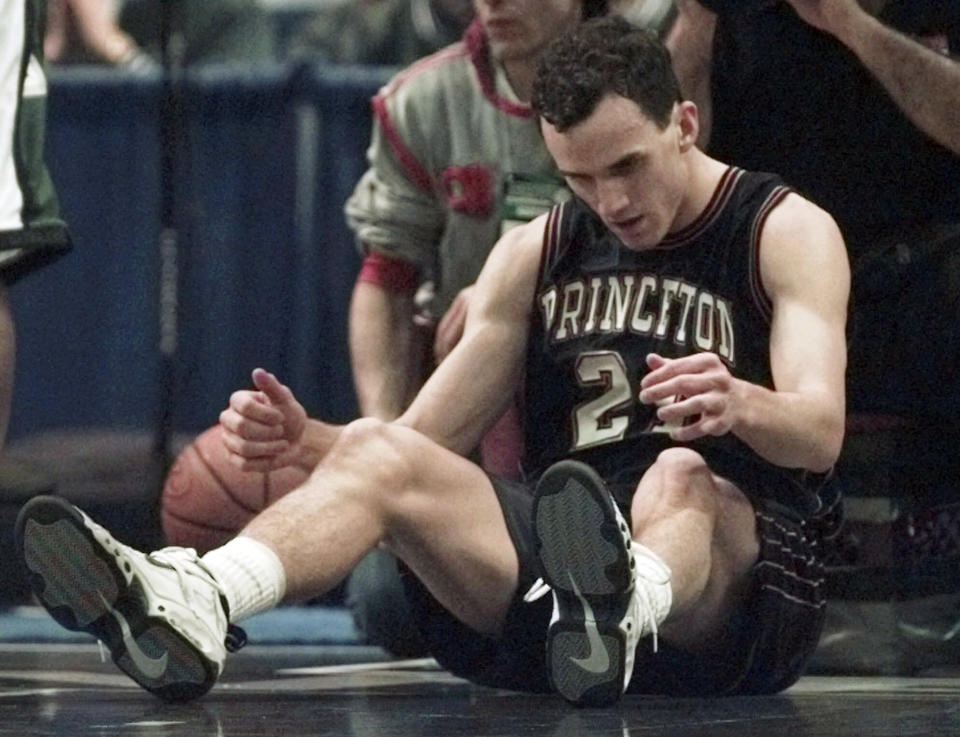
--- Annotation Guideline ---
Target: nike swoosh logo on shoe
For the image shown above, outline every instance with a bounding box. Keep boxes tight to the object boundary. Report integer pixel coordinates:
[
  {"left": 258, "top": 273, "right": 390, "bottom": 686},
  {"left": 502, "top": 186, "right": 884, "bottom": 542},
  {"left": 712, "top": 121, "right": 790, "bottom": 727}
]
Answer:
[
  {"left": 569, "top": 575, "right": 609, "bottom": 675},
  {"left": 98, "top": 593, "right": 169, "bottom": 680}
]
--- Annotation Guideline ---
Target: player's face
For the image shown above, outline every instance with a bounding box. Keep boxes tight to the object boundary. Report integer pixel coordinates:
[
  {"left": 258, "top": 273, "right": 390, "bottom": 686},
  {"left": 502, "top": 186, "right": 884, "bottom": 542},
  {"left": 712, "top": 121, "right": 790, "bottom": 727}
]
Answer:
[
  {"left": 542, "top": 94, "right": 696, "bottom": 251},
  {"left": 474, "top": 0, "right": 583, "bottom": 64}
]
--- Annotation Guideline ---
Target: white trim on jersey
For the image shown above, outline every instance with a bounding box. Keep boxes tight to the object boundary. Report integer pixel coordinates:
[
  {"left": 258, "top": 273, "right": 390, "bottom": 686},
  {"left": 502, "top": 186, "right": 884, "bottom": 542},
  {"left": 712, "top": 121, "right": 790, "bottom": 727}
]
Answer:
[
  {"left": 1, "top": 0, "right": 27, "bottom": 232},
  {"left": 24, "top": 52, "right": 47, "bottom": 99}
]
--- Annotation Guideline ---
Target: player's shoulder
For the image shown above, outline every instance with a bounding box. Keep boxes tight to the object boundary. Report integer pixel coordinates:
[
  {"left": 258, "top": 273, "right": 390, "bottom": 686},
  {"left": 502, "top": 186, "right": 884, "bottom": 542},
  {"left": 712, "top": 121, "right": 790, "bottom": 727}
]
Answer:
[
  {"left": 488, "top": 212, "right": 553, "bottom": 270},
  {"left": 760, "top": 190, "right": 849, "bottom": 293},
  {"left": 476, "top": 213, "right": 551, "bottom": 309},
  {"left": 764, "top": 190, "right": 841, "bottom": 244}
]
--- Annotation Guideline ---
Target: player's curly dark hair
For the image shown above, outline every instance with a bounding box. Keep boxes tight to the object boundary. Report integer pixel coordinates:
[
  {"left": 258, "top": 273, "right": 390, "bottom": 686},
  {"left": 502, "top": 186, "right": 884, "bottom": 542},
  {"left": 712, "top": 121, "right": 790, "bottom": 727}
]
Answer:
[
  {"left": 532, "top": 15, "right": 682, "bottom": 133},
  {"left": 583, "top": 0, "right": 609, "bottom": 18}
]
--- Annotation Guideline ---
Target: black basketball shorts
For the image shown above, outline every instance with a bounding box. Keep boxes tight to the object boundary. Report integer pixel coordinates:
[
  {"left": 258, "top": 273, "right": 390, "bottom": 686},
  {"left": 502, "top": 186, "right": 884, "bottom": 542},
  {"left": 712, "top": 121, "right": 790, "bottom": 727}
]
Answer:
[{"left": 400, "top": 473, "right": 831, "bottom": 696}]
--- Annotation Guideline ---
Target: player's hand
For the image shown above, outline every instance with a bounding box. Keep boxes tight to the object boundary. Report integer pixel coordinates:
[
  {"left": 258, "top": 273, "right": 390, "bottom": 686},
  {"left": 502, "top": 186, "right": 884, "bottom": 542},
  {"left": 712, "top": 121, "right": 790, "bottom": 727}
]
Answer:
[
  {"left": 434, "top": 285, "right": 474, "bottom": 362},
  {"left": 639, "top": 352, "right": 742, "bottom": 442},
  {"left": 219, "top": 368, "right": 307, "bottom": 470}
]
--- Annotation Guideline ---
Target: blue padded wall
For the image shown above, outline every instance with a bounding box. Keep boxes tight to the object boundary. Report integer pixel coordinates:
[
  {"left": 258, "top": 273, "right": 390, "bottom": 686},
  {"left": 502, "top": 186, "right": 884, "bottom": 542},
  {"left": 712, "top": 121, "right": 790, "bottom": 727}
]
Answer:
[
  {"left": 10, "top": 71, "right": 164, "bottom": 438},
  {"left": 8, "top": 63, "right": 391, "bottom": 441}
]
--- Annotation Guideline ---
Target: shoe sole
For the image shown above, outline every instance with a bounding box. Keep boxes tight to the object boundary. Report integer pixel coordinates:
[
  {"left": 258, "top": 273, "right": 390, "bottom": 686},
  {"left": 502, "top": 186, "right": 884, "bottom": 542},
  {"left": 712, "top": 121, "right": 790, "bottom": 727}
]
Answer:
[
  {"left": 15, "top": 495, "right": 217, "bottom": 702},
  {"left": 533, "top": 460, "right": 633, "bottom": 707}
]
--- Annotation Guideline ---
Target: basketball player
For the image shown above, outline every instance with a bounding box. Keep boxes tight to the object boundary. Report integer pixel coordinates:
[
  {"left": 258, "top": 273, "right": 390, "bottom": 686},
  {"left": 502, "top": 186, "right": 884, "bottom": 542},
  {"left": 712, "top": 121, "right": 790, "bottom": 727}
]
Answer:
[
  {"left": 1, "top": 0, "right": 72, "bottom": 447},
  {"left": 17, "top": 19, "right": 848, "bottom": 706}
]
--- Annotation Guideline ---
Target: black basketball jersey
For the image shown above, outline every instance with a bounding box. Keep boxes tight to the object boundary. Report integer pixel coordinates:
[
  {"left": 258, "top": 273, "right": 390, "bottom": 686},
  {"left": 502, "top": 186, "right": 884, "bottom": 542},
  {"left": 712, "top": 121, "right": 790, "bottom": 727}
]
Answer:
[{"left": 522, "top": 166, "right": 826, "bottom": 520}]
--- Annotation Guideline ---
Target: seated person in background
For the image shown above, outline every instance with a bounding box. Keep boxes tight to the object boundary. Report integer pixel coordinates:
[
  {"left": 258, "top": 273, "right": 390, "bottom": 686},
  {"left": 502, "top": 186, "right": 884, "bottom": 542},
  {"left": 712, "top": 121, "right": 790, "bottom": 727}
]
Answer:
[
  {"left": 46, "top": 0, "right": 274, "bottom": 68},
  {"left": 18, "top": 17, "right": 849, "bottom": 708}
]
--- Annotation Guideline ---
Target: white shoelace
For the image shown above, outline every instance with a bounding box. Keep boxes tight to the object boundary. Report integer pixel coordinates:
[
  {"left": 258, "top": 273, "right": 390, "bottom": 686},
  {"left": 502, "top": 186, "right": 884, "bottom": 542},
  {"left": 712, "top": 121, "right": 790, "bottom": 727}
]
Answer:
[
  {"left": 523, "top": 577, "right": 551, "bottom": 603},
  {"left": 631, "top": 573, "right": 660, "bottom": 653},
  {"left": 627, "top": 541, "right": 671, "bottom": 654},
  {"left": 148, "top": 547, "right": 224, "bottom": 611}
]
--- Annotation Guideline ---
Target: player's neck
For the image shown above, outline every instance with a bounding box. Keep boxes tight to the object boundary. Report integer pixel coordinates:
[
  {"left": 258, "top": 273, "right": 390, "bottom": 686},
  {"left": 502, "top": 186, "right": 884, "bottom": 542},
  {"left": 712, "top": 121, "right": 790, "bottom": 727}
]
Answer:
[{"left": 672, "top": 152, "right": 729, "bottom": 234}]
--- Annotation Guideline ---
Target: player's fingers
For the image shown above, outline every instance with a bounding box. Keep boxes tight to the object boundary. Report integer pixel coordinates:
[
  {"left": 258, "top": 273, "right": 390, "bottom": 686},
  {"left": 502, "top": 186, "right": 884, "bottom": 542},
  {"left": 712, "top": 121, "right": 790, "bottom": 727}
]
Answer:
[
  {"left": 671, "top": 415, "right": 729, "bottom": 442},
  {"left": 645, "top": 353, "right": 668, "bottom": 370},
  {"left": 230, "top": 446, "right": 301, "bottom": 473},
  {"left": 221, "top": 430, "right": 289, "bottom": 460},
  {"left": 227, "top": 454, "right": 283, "bottom": 473},
  {"left": 641, "top": 352, "right": 718, "bottom": 390},
  {"left": 657, "top": 392, "right": 725, "bottom": 422},
  {"left": 252, "top": 368, "right": 296, "bottom": 407},
  {"left": 229, "top": 389, "right": 285, "bottom": 424},
  {"left": 656, "top": 395, "right": 701, "bottom": 423},
  {"left": 639, "top": 373, "right": 713, "bottom": 404},
  {"left": 218, "top": 410, "right": 285, "bottom": 440},
  {"left": 641, "top": 357, "right": 688, "bottom": 390}
]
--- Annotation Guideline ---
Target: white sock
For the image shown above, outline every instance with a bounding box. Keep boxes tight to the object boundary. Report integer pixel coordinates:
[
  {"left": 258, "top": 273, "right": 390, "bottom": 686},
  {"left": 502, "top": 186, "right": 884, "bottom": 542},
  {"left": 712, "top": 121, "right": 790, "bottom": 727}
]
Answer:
[
  {"left": 629, "top": 541, "right": 673, "bottom": 648},
  {"left": 201, "top": 536, "right": 287, "bottom": 623}
]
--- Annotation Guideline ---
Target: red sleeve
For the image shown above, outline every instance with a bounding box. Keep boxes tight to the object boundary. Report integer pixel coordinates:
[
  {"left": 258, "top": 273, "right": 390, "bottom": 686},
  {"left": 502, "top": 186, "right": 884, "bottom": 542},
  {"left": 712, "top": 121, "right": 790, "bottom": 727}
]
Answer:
[{"left": 357, "top": 251, "right": 419, "bottom": 293}]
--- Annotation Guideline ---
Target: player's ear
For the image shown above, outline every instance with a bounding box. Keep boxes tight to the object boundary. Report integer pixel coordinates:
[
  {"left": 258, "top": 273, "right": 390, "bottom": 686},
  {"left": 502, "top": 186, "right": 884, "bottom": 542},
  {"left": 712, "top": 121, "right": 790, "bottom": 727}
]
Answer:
[{"left": 675, "top": 101, "right": 699, "bottom": 152}]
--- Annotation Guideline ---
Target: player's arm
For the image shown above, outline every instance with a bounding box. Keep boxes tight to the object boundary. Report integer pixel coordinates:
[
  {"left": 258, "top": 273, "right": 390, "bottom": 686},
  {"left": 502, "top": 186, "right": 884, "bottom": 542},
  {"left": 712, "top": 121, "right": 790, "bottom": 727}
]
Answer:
[
  {"left": 642, "top": 194, "right": 849, "bottom": 472},
  {"left": 349, "top": 253, "right": 427, "bottom": 420},
  {"left": 784, "top": 0, "right": 960, "bottom": 155},
  {"left": 221, "top": 211, "right": 541, "bottom": 471},
  {"left": 396, "top": 215, "right": 544, "bottom": 455},
  {"left": 665, "top": 0, "right": 718, "bottom": 147},
  {"left": 731, "top": 194, "right": 848, "bottom": 471}
]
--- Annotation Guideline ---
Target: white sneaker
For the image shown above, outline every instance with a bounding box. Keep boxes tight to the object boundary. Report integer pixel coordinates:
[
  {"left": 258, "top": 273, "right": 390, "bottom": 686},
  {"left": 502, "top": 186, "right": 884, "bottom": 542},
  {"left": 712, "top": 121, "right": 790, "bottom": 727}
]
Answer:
[
  {"left": 532, "top": 460, "right": 671, "bottom": 706},
  {"left": 15, "top": 495, "right": 245, "bottom": 702}
]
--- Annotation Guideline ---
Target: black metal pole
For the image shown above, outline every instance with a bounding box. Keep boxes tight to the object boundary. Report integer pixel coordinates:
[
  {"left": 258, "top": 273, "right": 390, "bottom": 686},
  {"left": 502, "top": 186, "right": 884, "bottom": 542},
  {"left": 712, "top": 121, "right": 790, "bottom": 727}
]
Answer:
[{"left": 154, "top": 0, "right": 184, "bottom": 470}]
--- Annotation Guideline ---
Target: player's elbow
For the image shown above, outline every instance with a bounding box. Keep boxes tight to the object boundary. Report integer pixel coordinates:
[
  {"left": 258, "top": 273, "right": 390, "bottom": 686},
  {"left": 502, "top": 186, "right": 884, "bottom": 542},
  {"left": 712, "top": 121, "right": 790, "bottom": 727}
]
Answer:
[{"left": 808, "top": 411, "right": 845, "bottom": 473}]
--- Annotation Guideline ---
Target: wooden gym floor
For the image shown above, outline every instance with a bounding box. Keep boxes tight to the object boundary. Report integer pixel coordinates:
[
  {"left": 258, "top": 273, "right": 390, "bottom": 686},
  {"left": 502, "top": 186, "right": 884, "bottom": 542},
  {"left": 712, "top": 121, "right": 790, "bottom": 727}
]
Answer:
[{"left": 2, "top": 638, "right": 959, "bottom": 736}]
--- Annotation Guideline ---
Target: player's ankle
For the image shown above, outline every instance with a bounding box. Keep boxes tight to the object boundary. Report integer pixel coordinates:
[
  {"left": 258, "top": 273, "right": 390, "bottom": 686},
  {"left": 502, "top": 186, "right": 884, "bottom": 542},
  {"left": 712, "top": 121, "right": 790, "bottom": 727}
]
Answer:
[{"left": 201, "top": 536, "right": 287, "bottom": 622}]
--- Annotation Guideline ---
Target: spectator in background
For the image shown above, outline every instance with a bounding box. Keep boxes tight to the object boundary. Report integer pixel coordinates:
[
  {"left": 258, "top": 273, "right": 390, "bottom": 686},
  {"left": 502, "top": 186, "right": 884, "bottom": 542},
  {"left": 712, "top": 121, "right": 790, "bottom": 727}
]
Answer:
[
  {"left": 118, "top": 0, "right": 275, "bottom": 65},
  {"left": 0, "top": 0, "right": 72, "bottom": 569},
  {"left": 2, "top": 0, "right": 72, "bottom": 447},
  {"left": 45, "top": 0, "right": 154, "bottom": 69},
  {"left": 288, "top": 0, "right": 475, "bottom": 66},
  {"left": 45, "top": 0, "right": 274, "bottom": 68}
]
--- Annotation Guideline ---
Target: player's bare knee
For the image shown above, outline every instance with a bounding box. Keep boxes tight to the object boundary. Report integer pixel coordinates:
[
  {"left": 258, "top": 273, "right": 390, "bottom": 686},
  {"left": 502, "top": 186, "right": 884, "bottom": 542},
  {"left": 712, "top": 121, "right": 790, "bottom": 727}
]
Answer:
[
  {"left": 652, "top": 447, "right": 713, "bottom": 493},
  {"left": 324, "top": 418, "right": 417, "bottom": 495},
  {"left": 634, "top": 447, "right": 717, "bottom": 520}
]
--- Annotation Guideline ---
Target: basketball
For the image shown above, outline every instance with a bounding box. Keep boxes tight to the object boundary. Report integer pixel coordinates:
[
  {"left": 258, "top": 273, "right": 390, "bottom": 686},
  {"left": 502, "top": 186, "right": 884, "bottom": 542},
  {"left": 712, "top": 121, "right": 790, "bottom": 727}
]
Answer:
[{"left": 160, "top": 424, "right": 309, "bottom": 553}]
